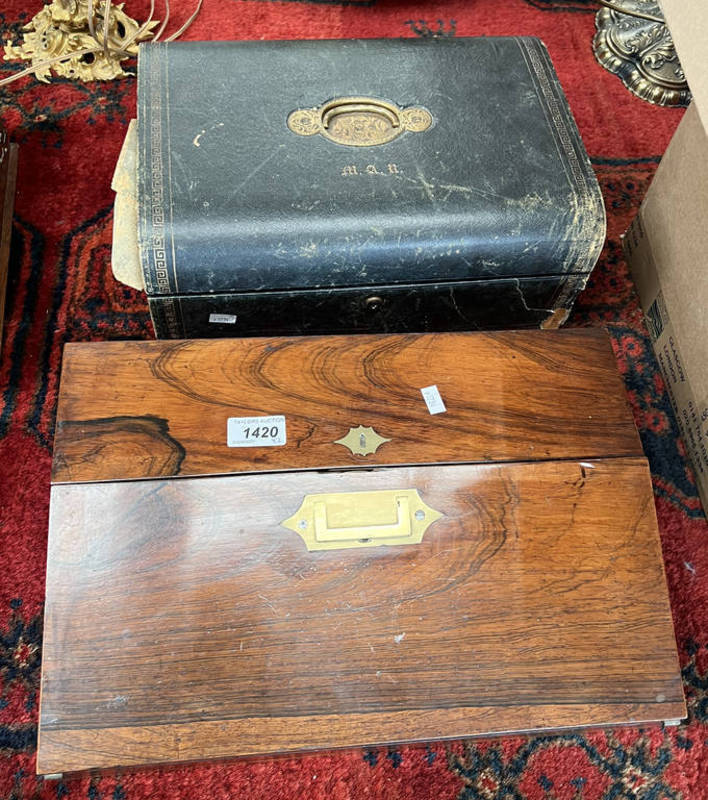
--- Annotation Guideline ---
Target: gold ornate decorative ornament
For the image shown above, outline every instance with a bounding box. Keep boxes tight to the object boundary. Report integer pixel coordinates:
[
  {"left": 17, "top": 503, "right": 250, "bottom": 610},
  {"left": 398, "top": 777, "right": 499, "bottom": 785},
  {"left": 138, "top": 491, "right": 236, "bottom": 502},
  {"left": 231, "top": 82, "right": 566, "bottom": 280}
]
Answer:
[
  {"left": 281, "top": 489, "right": 443, "bottom": 551},
  {"left": 287, "top": 97, "right": 433, "bottom": 147},
  {"left": 334, "top": 425, "right": 391, "bottom": 456},
  {"left": 3, "top": 0, "right": 157, "bottom": 82},
  {"left": 593, "top": 0, "right": 690, "bottom": 107}
]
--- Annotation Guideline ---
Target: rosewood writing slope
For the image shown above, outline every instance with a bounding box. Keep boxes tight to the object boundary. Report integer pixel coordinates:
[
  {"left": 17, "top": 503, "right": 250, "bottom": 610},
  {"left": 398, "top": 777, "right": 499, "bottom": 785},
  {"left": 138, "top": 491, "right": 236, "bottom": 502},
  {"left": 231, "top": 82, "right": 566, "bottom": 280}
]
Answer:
[{"left": 38, "top": 330, "right": 685, "bottom": 775}]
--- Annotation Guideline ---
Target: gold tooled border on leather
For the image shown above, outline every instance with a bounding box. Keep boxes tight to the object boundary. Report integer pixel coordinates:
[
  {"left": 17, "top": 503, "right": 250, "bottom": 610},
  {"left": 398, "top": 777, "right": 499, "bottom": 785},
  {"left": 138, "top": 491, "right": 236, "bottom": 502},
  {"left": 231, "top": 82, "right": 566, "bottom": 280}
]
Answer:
[
  {"left": 141, "top": 44, "right": 183, "bottom": 338},
  {"left": 143, "top": 45, "right": 180, "bottom": 294},
  {"left": 517, "top": 38, "right": 590, "bottom": 195},
  {"left": 517, "top": 38, "right": 606, "bottom": 276}
]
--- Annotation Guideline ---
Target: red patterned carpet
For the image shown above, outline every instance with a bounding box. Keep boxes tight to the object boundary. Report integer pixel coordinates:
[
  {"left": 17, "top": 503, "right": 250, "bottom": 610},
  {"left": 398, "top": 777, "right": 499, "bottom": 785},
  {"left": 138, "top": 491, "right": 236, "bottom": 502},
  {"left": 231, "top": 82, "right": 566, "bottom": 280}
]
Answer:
[{"left": 1, "top": 1, "right": 707, "bottom": 798}]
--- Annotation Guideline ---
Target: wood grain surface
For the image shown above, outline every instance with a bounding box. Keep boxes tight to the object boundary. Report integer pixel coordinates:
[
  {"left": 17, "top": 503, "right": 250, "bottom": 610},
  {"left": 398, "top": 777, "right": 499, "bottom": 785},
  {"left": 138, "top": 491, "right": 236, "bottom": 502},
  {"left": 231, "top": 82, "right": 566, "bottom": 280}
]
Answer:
[
  {"left": 52, "top": 329, "right": 641, "bottom": 483},
  {"left": 38, "top": 457, "right": 684, "bottom": 774}
]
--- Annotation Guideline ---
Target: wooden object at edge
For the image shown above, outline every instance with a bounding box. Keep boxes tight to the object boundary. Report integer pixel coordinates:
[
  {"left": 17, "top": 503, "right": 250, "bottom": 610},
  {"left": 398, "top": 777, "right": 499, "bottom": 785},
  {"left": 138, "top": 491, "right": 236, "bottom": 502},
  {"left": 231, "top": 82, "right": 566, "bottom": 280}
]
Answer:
[{"left": 38, "top": 330, "right": 686, "bottom": 775}]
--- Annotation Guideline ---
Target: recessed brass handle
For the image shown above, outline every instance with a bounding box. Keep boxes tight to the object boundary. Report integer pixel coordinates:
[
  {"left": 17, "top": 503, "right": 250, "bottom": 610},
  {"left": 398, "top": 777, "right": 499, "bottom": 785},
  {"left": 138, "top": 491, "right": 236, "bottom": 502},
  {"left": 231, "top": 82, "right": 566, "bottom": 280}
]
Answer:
[
  {"left": 287, "top": 96, "right": 433, "bottom": 147},
  {"left": 314, "top": 496, "right": 411, "bottom": 543},
  {"left": 321, "top": 99, "right": 401, "bottom": 130},
  {"left": 281, "top": 489, "right": 442, "bottom": 551}
]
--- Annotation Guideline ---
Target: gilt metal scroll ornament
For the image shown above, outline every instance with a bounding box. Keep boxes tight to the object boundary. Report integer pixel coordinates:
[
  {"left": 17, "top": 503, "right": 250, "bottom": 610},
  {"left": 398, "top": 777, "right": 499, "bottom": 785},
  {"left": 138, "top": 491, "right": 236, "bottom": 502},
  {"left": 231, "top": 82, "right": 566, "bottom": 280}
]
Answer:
[
  {"left": 3, "top": 0, "right": 157, "bottom": 82},
  {"left": 287, "top": 97, "right": 433, "bottom": 147},
  {"left": 593, "top": 0, "right": 690, "bottom": 107}
]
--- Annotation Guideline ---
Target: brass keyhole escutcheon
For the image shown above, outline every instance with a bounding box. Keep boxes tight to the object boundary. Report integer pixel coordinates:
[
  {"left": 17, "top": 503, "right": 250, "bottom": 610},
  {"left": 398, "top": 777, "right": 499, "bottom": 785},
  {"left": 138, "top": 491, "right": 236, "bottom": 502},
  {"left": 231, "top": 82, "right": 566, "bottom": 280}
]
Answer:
[{"left": 334, "top": 425, "right": 391, "bottom": 457}]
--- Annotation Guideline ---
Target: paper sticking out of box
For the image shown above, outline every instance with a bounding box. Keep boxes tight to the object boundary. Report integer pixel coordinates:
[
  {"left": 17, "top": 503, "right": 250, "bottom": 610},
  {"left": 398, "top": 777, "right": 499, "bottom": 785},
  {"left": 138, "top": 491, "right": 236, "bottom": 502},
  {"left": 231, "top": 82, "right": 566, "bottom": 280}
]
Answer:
[{"left": 111, "top": 119, "right": 143, "bottom": 291}]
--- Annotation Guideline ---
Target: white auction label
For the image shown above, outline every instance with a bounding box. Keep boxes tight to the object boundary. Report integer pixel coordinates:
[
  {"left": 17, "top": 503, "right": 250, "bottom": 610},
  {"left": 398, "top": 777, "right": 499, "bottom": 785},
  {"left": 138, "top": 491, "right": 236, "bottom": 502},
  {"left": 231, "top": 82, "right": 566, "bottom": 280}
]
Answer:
[
  {"left": 420, "top": 385, "right": 446, "bottom": 415},
  {"left": 209, "top": 313, "right": 237, "bottom": 324},
  {"left": 227, "top": 415, "right": 286, "bottom": 447}
]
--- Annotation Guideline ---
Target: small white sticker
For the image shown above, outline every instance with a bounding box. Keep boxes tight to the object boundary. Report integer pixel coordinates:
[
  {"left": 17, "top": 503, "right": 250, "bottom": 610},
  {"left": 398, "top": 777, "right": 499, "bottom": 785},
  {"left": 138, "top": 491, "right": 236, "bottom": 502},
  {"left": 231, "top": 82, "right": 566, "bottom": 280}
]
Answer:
[
  {"left": 227, "top": 415, "right": 286, "bottom": 447},
  {"left": 420, "top": 385, "right": 446, "bottom": 415},
  {"left": 209, "top": 313, "right": 237, "bottom": 324}
]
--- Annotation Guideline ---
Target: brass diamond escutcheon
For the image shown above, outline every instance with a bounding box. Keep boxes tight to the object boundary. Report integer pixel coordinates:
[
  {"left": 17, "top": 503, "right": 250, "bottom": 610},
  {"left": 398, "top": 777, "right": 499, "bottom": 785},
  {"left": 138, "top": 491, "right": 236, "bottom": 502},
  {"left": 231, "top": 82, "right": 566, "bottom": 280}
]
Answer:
[{"left": 334, "top": 425, "right": 391, "bottom": 457}]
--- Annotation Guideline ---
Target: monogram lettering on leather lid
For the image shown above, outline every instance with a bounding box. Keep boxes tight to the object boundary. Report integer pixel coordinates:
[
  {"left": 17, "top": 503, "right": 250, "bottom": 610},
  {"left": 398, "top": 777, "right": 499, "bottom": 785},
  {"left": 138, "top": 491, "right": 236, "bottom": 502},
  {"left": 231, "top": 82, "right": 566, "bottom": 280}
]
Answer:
[{"left": 287, "top": 96, "right": 433, "bottom": 147}]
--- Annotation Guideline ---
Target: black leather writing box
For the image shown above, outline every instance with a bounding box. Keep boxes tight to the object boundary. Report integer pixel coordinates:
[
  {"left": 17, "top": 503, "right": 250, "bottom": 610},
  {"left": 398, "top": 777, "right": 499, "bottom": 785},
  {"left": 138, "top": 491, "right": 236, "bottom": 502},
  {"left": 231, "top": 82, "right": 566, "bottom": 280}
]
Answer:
[{"left": 135, "top": 37, "right": 605, "bottom": 338}]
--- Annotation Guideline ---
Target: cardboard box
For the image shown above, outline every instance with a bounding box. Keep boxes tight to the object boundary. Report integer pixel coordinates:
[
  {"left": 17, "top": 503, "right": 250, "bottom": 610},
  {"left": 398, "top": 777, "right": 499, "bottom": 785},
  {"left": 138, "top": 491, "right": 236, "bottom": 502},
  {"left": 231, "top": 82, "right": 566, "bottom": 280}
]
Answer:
[{"left": 623, "top": 0, "right": 708, "bottom": 513}]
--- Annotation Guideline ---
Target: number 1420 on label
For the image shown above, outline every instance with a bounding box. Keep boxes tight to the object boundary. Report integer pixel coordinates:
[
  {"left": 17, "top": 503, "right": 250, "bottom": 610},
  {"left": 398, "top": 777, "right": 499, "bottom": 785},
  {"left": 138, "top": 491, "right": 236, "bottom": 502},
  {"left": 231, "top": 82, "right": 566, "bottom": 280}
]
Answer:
[{"left": 227, "top": 415, "right": 287, "bottom": 447}]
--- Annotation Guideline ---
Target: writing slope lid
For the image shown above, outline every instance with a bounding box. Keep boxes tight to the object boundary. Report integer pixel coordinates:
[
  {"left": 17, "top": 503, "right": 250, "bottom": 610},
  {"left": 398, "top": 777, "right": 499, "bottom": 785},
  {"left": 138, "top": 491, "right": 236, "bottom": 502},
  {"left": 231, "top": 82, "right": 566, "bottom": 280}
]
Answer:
[
  {"left": 40, "top": 329, "right": 685, "bottom": 775},
  {"left": 136, "top": 37, "right": 605, "bottom": 296},
  {"left": 52, "top": 329, "right": 642, "bottom": 484},
  {"left": 41, "top": 458, "right": 684, "bottom": 774}
]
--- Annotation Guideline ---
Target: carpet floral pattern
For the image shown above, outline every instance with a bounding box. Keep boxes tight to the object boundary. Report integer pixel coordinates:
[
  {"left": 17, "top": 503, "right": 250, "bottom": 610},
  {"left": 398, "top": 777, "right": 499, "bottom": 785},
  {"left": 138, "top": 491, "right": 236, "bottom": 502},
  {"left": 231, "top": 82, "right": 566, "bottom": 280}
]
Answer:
[{"left": 0, "top": 1, "right": 706, "bottom": 798}]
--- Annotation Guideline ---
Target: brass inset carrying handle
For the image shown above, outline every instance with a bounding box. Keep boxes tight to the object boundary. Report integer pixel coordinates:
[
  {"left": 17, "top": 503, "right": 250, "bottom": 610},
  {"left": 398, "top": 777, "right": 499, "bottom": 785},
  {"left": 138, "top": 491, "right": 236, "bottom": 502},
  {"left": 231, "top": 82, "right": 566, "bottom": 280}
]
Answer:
[
  {"left": 281, "top": 489, "right": 442, "bottom": 551},
  {"left": 314, "top": 496, "right": 411, "bottom": 543},
  {"left": 320, "top": 99, "right": 401, "bottom": 130},
  {"left": 287, "top": 96, "right": 433, "bottom": 147}
]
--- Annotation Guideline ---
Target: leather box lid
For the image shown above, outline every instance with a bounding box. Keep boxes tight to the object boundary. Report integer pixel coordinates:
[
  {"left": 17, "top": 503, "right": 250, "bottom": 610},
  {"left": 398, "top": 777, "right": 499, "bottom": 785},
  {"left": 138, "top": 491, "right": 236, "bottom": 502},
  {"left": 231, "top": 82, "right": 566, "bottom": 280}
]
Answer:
[
  {"left": 52, "top": 329, "right": 642, "bottom": 484},
  {"left": 136, "top": 37, "right": 605, "bottom": 297}
]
